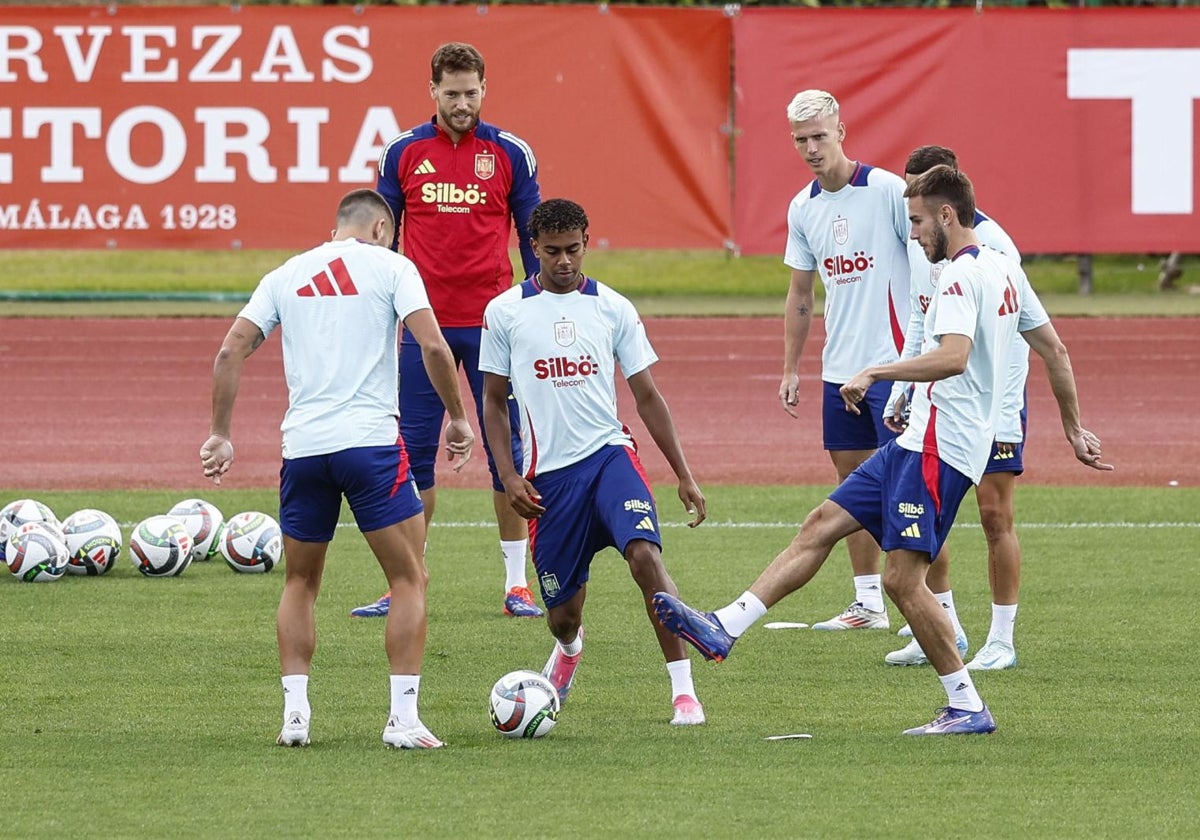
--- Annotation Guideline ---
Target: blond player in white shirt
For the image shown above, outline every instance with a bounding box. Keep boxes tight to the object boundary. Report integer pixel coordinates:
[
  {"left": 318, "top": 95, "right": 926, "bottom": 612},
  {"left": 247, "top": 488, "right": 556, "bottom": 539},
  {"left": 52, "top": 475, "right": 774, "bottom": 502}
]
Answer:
[
  {"left": 200, "top": 189, "right": 474, "bottom": 750},
  {"left": 884, "top": 146, "right": 1030, "bottom": 670},
  {"left": 654, "top": 166, "right": 1112, "bottom": 735},
  {"left": 779, "top": 89, "right": 911, "bottom": 631}
]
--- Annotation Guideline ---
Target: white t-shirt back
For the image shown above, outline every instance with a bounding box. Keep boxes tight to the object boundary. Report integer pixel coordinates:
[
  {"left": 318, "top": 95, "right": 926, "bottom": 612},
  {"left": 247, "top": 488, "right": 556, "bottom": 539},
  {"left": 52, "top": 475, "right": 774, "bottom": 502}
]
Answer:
[{"left": 238, "top": 238, "right": 431, "bottom": 459}]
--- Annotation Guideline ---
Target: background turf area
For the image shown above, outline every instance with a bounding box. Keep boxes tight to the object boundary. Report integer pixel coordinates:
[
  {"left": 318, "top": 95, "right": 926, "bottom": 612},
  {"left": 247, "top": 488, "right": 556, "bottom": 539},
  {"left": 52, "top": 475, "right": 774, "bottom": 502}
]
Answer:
[{"left": 3, "top": 485, "right": 1196, "bottom": 837}]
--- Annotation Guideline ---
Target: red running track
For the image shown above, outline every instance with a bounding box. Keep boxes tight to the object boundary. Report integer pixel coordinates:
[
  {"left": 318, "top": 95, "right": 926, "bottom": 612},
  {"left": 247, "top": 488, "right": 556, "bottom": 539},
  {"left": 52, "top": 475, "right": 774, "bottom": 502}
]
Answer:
[{"left": 0, "top": 316, "right": 1195, "bottom": 491}]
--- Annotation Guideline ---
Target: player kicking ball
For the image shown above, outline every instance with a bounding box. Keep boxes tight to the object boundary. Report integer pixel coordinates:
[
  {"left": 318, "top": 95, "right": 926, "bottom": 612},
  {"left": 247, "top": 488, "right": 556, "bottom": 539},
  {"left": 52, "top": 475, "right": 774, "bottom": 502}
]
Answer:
[
  {"left": 653, "top": 166, "right": 1113, "bottom": 735},
  {"left": 479, "top": 198, "right": 709, "bottom": 726}
]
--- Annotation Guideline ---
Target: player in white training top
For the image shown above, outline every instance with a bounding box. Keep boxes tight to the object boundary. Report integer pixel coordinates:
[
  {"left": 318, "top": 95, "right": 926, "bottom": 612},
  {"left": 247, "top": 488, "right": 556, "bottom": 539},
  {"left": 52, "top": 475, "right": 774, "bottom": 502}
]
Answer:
[
  {"left": 653, "top": 166, "right": 1112, "bottom": 735},
  {"left": 200, "top": 189, "right": 474, "bottom": 750},
  {"left": 480, "top": 198, "right": 709, "bottom": 726},
  {"left": 884, "top": 146, "right": 1030, "bottom": 670},
  {"left": 779, "top": 89, "right": 910, "bottom": 632}
]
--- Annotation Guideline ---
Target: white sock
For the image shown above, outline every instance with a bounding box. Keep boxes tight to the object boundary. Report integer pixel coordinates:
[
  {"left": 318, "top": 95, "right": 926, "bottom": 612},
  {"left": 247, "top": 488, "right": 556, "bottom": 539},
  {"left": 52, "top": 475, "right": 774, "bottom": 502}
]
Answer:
[
  {"left": 713, "top": 591, "right": 768, "bottom": 638},
  {"left": 854, "top": 575, "right": 885, "bottom": 612},
  {"left": 557, "top": 630, "right": 583, "bottom": 657},
  {"left": 989, "top": 603, "right": 1018, "bottom": 646},
  {"left": 500, "top": 539, "right": 529, "bottom": 591},
  {"left": 389, "top": 674, "right": 420, "bottom": 727},
  {"left": 281, "top": 674, "right": 310, "bottom": 719},
  {"left": 666, "top": 659, "right": 696, "bottom": 700},
  {"left": 939, "top": 668, "right": 983, "bottom": 712},
  {"left": 933, "top": 590, "right": 965, "bottom": 638}
]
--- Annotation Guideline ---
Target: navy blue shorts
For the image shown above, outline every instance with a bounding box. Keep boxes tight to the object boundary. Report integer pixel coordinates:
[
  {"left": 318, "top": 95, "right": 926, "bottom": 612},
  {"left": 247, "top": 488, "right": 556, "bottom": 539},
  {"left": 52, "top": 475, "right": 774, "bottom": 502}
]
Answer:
[
  {"left": 528, "top": 444, "right": 661, "bottom": 610},
  {"left": 828, "top": 439, "right": 973, "bottom": 560},
  {"left": 984, "top": 398, "right": 1028, "bottom": 476},
  {"left": 399, "top": 326, "right": 522, "bottom": 492},
  {"left": 278, "top": 443, "right": 424, "bottom": 543},
  {"left": 823, "top": 379, "right": 900, "bottom": 451}
]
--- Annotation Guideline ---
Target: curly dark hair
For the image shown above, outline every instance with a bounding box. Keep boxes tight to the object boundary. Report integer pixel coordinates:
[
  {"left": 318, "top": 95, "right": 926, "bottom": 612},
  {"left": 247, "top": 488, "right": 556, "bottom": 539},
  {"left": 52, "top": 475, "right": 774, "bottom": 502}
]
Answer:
[
  {"left": 529, "top": 199, "right": 589, "bottom": 239},
  {"left": 431, "top": 42, "right": 485, "bottom": 84}
]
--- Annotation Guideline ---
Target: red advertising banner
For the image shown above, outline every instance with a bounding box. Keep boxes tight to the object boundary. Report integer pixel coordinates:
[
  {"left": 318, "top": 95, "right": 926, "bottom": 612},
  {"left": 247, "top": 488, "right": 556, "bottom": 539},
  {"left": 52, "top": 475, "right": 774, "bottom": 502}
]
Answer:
[
  {"left": 732, "top": 8, "right": 1200, "bottom": 255},
  {"left": 0, "top": 5, "right": 732, "bottom": 250}
]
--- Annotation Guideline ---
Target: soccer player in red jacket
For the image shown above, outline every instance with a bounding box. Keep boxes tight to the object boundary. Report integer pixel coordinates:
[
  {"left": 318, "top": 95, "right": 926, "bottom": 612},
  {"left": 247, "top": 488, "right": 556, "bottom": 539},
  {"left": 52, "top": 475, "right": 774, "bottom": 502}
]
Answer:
[{"left": 353, "top": 42, "right": 543, "bottom": 619}]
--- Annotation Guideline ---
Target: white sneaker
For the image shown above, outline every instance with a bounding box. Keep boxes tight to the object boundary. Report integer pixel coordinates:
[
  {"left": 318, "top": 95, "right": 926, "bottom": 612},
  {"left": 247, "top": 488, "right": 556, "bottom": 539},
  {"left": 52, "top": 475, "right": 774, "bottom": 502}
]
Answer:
[
  {"left": 277, "top": 712, "right": 310, "bottom": 747},
  {"left": 966, "top": 639, "right": 1018, "bottom": 671},
  {"left": 884, "top": 631, "right": 969, "bottom": 666},
  {"left": 670, "top": 695, "right": 706, "bottom": 726},
  {"left": 382, "top": 716, "right": 444, "bottom": 749},
  {"left": 812, "top": 602, "right": 890, "bottom": 631},
  {"left": 897, "top": 623, "right": 913, "bottom": 637}
]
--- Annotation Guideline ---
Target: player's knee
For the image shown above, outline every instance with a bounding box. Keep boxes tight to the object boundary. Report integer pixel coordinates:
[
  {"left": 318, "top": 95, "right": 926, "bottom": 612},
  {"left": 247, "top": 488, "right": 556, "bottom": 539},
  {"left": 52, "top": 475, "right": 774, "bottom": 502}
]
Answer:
[
  {"left": 978, "top": 502, "right": 1014, "bottom": 542},
  {"left": 882, "top": 565, "right": 918, "bottom": 606},
  {"left": 624, "top": 541, "right": 664, "bottom": 587}
]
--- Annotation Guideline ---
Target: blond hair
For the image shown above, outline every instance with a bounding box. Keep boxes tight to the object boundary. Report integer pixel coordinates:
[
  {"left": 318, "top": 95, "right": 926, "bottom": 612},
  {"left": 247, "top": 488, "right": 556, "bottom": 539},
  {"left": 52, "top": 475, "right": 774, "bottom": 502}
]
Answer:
[{"left": 786, "top": 90, "right": 839, "bottom": 123}]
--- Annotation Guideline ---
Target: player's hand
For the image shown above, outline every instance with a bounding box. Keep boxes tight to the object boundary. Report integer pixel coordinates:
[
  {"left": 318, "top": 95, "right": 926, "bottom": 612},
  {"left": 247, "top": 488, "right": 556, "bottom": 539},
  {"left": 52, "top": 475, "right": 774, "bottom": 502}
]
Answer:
[
  {"left": 502, "top": 476, "right": 546, "bottom": 519},
  {"left": 1071, "top": 428, "right": 1114, "bottom": 471},
  {"left": 199, "top": 435, "right": 233, "bottom": 485},
  {"left": 884, "top": 391, "right": 909, "bottom": 434},
  {"left": 996, "top": 441, "right": 1015, "bottom": 456},
  {"left": 443, "top": 418, "right": 475, "bottom": 472},
  {"left": 779, "top": 373, "right": 800, "bottom": 418},
  {"left": 678, "top": 479, "right": 707, "bottom": 528},
  {"left": 840, "top": 371, "right": 874, "bottom": 415}
]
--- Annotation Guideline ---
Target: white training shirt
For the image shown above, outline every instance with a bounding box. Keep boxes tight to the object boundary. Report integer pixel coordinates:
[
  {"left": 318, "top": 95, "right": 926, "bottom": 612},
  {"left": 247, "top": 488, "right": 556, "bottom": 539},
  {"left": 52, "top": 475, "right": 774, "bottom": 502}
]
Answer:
[
  {"left": 238, "top": 238, "right": 432, "bottom": 459},
  {"left": 897, "top": 245, "right": 1050, "bottom": 483},
  {"left": 478, "top": 276, "right": 657, "bottom": 477},
  {"left": 893, "top": 209, "right": 1031, "bottom": 443},
  {"left": 784, "top": 162, "right": 911, "bottom": 383}
]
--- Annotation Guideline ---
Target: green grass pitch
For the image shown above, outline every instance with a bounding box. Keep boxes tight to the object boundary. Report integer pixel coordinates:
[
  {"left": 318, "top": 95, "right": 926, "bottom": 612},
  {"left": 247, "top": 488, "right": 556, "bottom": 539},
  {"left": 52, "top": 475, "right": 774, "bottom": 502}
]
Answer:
[{"left": 2, "top": 484, "right": 1197, "bottom": 837}]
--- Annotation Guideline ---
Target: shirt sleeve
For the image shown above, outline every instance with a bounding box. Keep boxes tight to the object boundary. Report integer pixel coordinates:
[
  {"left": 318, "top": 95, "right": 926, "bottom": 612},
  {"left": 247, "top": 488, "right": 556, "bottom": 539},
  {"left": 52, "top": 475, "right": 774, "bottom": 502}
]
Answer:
[
  {"left": 478, "top": 299, "right": 511, "bottom": 377},
  {"left": 612, "top": 297, "right": 658, "bottom": 379},
  {"left": 238, "top": 268, "right": 282, "bottom": 340},
  {"left": 501, "top": 131, "right": 542, "bottom": 279},
  {"left": 376, "top": 136, "right": 407, "bottom": 251},
  {"left": 782, "top": 195, "right": 816, "bottom": 271},
  {"left": 391, "top": 255, "right": 432, "bottom": 323}
]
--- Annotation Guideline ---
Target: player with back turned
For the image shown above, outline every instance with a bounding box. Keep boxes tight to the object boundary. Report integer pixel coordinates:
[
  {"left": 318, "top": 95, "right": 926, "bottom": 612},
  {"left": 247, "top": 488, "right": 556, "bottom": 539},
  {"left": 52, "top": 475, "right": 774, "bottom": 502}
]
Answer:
[{"left": 354, "top": 42, "right": 543, "bottom": 620}]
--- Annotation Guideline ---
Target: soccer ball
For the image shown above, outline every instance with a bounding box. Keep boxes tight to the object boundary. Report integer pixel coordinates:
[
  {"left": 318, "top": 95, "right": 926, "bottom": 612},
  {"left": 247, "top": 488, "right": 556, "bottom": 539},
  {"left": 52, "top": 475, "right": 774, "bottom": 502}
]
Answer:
[
  {"left": 488, "top": 670, "right": 560, "bottom": 739},
  {"left": 6, "top": 521, "right": 69, "bottom": 582},
  {"left": 167, "top": 498, "right": 225, "bottom": 562},
  {"left": 0, "top": 498, "right": 59, "bottom": 562},
  {"left": 220, "top": 511, "right": 283, "bottom": 574},
  {"left": 61, "top": 509, "right": 123, "bottom": 576},
  {"left": 129, "top": 515, "right": 194, "bottom": 577}
]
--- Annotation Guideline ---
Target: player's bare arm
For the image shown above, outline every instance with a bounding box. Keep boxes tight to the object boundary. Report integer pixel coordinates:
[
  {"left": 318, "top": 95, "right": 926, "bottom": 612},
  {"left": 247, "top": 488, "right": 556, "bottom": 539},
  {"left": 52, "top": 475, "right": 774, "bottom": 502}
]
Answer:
[
  {"left": 627, "top": 369, "right": 706, "bottom": 527},
  {"left": 404, "top": 308, "right": 474, "bottom": 470},
  {"left": 481, "top": 372, "right": 545, "bottom": 519},
  {"left": 200, "top": 316, "right": 265, "bottom": 484},
  {"left": 841, "top": 333, "right": 972, "bottom": 415},
  {"left": 1021, "top": 322, "right": 1114, "bottom": 472},
  {"left": 779, "top": 268, "right": 816, "bottom": 418}
]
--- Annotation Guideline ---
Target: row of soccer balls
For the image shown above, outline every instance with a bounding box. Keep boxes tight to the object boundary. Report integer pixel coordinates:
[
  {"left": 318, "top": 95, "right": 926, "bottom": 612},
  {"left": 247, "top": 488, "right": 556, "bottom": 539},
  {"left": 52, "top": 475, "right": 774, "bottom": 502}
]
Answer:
[{"left": 1, "top": 498, "right": 284, "bottom": 583}]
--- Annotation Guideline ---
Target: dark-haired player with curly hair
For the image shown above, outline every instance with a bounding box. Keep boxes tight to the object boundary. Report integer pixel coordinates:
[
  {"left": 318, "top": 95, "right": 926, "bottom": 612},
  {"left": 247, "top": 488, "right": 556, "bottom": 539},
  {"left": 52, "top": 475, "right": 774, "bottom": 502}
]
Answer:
[{"left": 479, "top": 198, "right": 710, "bottom": 726}]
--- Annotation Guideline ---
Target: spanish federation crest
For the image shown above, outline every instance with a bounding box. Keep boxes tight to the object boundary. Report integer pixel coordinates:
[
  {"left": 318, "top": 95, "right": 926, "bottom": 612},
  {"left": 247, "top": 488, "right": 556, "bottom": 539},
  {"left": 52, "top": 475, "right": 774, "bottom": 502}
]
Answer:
[
  {"left": 832, "top": 217, "right": 850, "bottom": 246},
  {"left": 554, "top": 320, "right": 576, "bottom": 348},
  {"left": 475, "top": 153, "right": 495, "bottom": 180}
]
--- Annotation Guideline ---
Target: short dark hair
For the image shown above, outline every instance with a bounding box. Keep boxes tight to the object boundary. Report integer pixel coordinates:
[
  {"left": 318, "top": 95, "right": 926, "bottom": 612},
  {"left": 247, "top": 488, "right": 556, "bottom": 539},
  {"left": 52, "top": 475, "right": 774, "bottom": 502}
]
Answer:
[
  {"left": 905, "top": 145, "right": 958, "bottom": 177},
  {"left": 903, "top": 164, "right": 976, "bottom": 227},
  {"left": 336, "top": 189, "right": 394, "bottom": 230},
  {"left": 530, "top": 199, "right": 589, "bottom": 239},
  {"left": 431, "top": 42, "right": 485, "bottom": 84}
]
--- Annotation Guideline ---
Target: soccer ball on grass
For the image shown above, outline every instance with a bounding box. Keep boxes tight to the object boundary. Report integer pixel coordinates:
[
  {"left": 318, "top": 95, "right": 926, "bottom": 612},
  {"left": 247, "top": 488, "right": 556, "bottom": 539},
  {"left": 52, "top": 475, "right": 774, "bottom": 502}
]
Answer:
[
  {"left": 220, "top": 511, "right": 283, "bottom": 573},
  {"left": 489, "top": 670, "right": 560, "bottom": 739},
  {"left": 62, "top": 509, "right": 122, "bottom": 576},
  {"left": 6, "top": 521, "right": 69, "bottom": 582},
  {"left": 129, "top": 515, "right": 193, "bottom": 577},
  {"left": 167, "top": 498, "right": 225, "bottom": 562}
]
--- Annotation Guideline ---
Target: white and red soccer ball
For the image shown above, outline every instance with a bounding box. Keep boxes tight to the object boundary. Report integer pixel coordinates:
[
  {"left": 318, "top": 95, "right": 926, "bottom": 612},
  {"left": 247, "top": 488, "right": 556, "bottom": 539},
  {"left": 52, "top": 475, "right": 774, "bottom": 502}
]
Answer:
[
  {"left": 5, "top": 520, "right": 69, "bottom": 582},
  {"left": 129, "top": 515, "right": 193, "bottom": 577},
  {"left": 168, "top": 498, "right": 225, "bottom": 563},
  {"left": 220, "top": 511, "right": 283, "bottom": 574},
  {"left": 488, "top": 670, "right": 560, "bottom": 739},
  {"left": 61, "top": 509, "right": 123, "bottom": 576}
]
